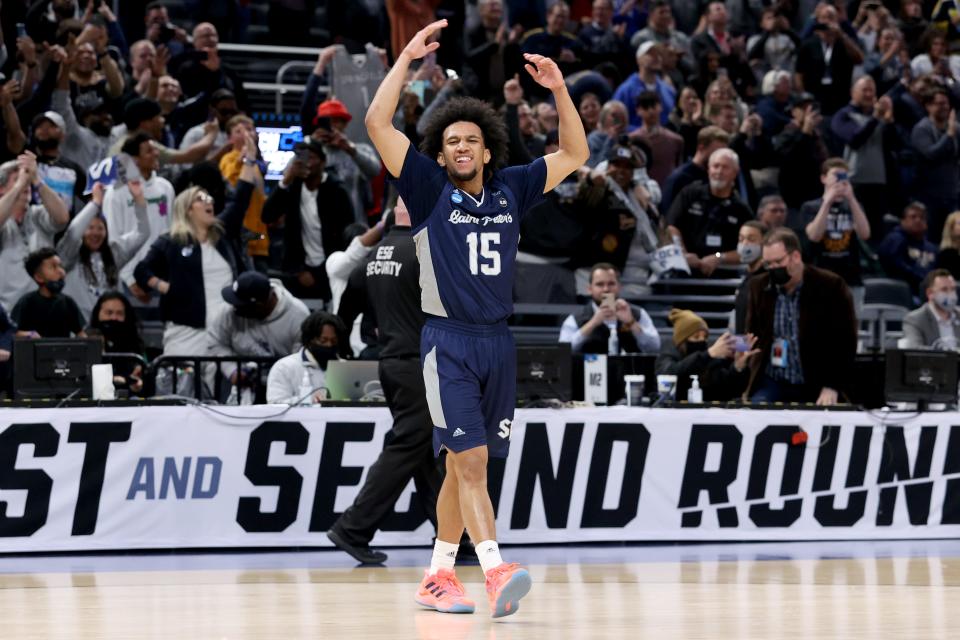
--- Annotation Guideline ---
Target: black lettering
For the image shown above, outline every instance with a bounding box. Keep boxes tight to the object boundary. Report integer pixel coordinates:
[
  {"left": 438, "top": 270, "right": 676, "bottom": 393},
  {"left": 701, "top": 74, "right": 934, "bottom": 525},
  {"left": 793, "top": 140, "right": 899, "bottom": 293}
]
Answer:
[
  {"left": 0, "top": 424, "right": 59, "bottom": 536},
  {"left": 876, "top": 426, "right": 937, "bottom": 526},
  {"left": 236, "top": 421, "right": 308, "bottom": 532},
  {"left": 309, "top": 422, "right": 375, "bottom": 532},
  {"left": 942, "top": 426, "right": 960, "bottom": 524},
  {"left": 67, "top": 422, "right": 131, "bottom": 535},
  {"left": 678, "top": 425, "right": 742, "bottom": 527},
  {"left": 581, "top": 423, "right": 649, "bottom": 528},
  {"left": 813, "top": 426, "right": 871, "bottom": 526},
  {"left": 511, "top": 423, "right": 584, "bottom": 529},
  {"left": 746, "top": 426, "right": 805, "bottom": 527}
]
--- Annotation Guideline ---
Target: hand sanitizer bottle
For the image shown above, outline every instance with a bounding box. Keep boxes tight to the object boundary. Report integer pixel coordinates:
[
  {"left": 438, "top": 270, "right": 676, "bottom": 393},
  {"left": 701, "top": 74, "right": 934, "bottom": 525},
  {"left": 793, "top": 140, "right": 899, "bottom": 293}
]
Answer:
[{"left": 687, "top": 374, "right": 703, "bottom": 403}]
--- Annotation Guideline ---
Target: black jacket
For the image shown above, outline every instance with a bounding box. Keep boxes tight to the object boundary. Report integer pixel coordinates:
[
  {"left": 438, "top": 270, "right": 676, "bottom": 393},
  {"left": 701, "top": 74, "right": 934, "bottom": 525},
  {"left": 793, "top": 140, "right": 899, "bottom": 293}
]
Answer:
[
  {"left": 260, "top": 176, "right": 354, "bottom": 274},
  {"left": 134, "top": 181, "right": 253, "bottom": 329},
  {"left": 655, "top": 341, "right": 751, "bottom": 401}
]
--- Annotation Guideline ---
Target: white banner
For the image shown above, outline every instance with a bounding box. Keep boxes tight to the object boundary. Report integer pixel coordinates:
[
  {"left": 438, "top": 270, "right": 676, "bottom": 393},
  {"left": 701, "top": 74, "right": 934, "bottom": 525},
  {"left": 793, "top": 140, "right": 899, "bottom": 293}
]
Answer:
[{"left": 0, "top": 406, "right": 958, "bottom": 552}]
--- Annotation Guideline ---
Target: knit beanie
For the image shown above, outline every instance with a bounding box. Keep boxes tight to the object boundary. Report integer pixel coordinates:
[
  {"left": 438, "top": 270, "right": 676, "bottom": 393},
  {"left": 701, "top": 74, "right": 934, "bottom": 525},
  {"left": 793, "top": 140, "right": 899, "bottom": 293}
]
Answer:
[{"left": 668, "top": 308, "right": 708, "bottom": 346}]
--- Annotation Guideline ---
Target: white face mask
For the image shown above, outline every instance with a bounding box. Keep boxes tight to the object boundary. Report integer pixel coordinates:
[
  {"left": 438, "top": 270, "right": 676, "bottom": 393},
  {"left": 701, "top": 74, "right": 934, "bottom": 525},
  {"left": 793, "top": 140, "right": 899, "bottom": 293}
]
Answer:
[
  {"left": 935, "top": 292, "right": 958, "bottom": 311},
  {"left": 737, "top": 242, "right": 761, "bottom": 264}
]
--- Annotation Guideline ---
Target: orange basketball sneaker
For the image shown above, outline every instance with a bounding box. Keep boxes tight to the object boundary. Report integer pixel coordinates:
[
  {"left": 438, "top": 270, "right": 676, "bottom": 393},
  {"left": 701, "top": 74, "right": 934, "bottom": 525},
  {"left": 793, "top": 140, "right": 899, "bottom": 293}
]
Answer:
[
  {"left": 415, "top": 569, "right": 476, "bottom": 614},
  {"left": 484, "top": 562, "right": 531, "bottom": 618}
]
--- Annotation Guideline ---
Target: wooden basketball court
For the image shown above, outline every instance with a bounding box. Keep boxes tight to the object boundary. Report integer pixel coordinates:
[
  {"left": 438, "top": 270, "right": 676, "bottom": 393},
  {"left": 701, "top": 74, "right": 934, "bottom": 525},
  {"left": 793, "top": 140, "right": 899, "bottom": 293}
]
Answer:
[{"left": 1, "top": 542, "right": 957, "bottom": 639}]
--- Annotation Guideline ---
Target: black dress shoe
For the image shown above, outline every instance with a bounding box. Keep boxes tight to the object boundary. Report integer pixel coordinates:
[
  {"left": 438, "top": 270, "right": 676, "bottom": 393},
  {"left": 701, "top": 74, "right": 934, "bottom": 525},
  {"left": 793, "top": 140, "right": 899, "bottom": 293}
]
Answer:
[{"left": 327, "top": 527, "right": 388, "bottom": 565}]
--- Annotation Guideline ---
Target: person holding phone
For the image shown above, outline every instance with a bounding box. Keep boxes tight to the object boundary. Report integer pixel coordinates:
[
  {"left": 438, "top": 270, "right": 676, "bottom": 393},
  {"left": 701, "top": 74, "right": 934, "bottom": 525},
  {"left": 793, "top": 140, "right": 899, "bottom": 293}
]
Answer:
[{"left": 558, "top": 262, "right": 659, "bottom": 354}]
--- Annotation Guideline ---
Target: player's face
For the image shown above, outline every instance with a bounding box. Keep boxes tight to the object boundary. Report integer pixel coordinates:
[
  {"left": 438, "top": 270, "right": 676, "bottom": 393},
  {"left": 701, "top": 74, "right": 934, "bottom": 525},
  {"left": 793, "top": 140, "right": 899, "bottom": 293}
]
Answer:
[{"left": 438, "top": 121, "right": 491, "bottom": 184}]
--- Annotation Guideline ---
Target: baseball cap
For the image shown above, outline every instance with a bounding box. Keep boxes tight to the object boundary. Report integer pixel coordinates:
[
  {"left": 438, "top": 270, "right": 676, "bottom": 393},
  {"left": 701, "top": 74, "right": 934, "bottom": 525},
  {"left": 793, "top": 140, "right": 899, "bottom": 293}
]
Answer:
[
  {"left": 607, "top": 143, "right": 641, "bottom": 167},
  {"left": 222, "top": 271, "right": 272, "bottom": 307},
  {"left": 790, "top": 92, "right": 817, "bottom": 109},
  {"left": 315, "top": 98, "right": 352, "bottom": 123},
  {"left": 33, "top": 111, "right": 66, "bottom": 131},
  {"left": 636, "top": 41, "right": 659, "bottom": 59}
]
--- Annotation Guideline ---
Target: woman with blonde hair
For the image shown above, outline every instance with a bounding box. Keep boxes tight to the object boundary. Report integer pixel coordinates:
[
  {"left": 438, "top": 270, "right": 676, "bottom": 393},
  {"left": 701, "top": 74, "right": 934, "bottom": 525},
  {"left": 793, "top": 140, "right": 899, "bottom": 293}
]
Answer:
[
  {"left": 935, "top": 211, "right": 960, "bottom": 278},
  {"left": 134, "top": 133, "right": 261, "bottom": 392}
]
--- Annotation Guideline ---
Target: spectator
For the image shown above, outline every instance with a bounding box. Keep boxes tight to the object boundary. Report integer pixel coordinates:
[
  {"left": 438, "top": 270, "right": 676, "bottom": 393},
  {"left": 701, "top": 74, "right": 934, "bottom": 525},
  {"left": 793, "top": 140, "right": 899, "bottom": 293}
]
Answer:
[
  {"left": 133, "top": 144, "right": 257, "bottom": 371},
  {"left": 0, "top": 152, "right": 70, "bottom": 312},
  {"left": 901, "top": 269, "right": 959, "bottom": 349},
  {"left": 801, "top": 158, "right": 871, "bottom": 311},
  {"left": 102, "top": 132, "right": 177, "bottom": 302},
  {"left": 174, "top": 22, "right": 250, "bottom": 113},
  {"left": 464, "top": 0, "right": 520, "bottom": 105},
  {"left": 732, "top": 220, "right": 767, "bottom": 333},
  {"left": 656, "top": 309, "right": 757, "bottom": 401},
  {"left": 630, "top": 89, "right": 683, "bottom": 185},
  {"left": 667, "top": 148, "right": 753, "bottom": 276},
  {"left": 12, "top": 248, "right": 85, "bottom": 339},
  {"left": 109, "top": 98, "right": 219, "bottom": 169},
  {"left": 558, "top": 262, "right": 659, "bottom": 355},
  {"left": 757, "top": 194, "right": 787, "bottom": 232},
  {"left": 877, "top": 202, "right": 938, "bottom": 296},
  {"left": 266, "top": 311, "right": 348, "bottom": 404},
  {"left": 910, "top": 28, "right": 960, "bottom": 83},
  {"left": 88, "top": 291, "right": 145, "bottom": 393},
  {"left": 208, "top": 271, "right": 311, "bottom": 396},
  {"left": 310, "top": 99, "right": 382, "bottom": 222},
  {"left": 910, "top": 88, "right": 960, "bottom": 242},
  {"left": 577, "top": 92, "right": 602, "bottom": 133},
  {"left": 578, "top": 143, "right": 662, "bottom": 294},
  {"left": 795, "top": 3, "right": 864, "bottom": 116},
  {"left": 128, "top": 39, "right": 164, "bottom": 100},
  {"left": 386, "top": 0, "right": 440, "bottom": 62},
  {"left": 51, "top": 48, "right": 114, "bottom": 173},
  {"left": 144, "top": 1, "right": 189, "bottom": 59},
  {"left": 690, "top": 1, "right": 755, "bottom": 98},
  {"left": 31, "top": 111, "right": 86, "bottom": 215},
  {"left": 218, "top": 115, "right": 269, "bottom": 268},
  {"left": 865, "top": 26, "right": 908, "bottom": 96},
  {"left": 612, "top": 42, "right": 676, "bottom": 129},
  {"left": 631, "top": 0, "right": 693, "bottom": 74},
  {"left": 326, "top": 222, "right": 386, "bottom": 313},
  {"left": 754, "top": 70, "right": 794, "bottom": 137},
  {"left": 578, "top": 0, "right": 630, "bottom": 69},
  {"left": 897, "top": 0, "right": 928, "bottom": 58},
  {"left": 68, "top": 40, "right": 123, "bottom": 106},
  {"left": 57, "top": 181, "right": 149, "bottom": 321},
  {"left": 660, "top": 125, "right": 730, "bottom": 213},
  {"left": 772, "top": 92, "right": 829, "bottom": 210},
  {"left": 667, "top": 86, "right": 709, "bottom": 159},
  {"left": 261, "top": 139, "right": 354, "bottom": 301},
  {"left": 178, "top": 88, "right": 237, "bottom": 164},
  {"left": 830, "top": 76, "right": 898, "bottom": 233},
  {"left": 586, "top": 99, "right": 629, "bottom": 167},
  {"left": 534, "top": 102, "right": 559, "bottom": 133},
  {"left": 747, "top": 9, "right": 800, "bottom": 77},
  {"left": 935, "top": 211, "right": 960, "bottom": 278},
  {"left": 746, "top": 227, "right": 856, "bottom": 405},
  {"left": 520, "top": 1, "right": 583, "bottom": 99}
]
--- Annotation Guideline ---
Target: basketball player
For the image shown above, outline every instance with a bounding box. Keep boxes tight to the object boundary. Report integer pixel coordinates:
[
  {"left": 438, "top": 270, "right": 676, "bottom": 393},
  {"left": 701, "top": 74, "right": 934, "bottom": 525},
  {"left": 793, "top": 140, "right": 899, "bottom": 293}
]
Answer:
[{"left": 365, "top": 19, "right": 588, "bottom": 618}]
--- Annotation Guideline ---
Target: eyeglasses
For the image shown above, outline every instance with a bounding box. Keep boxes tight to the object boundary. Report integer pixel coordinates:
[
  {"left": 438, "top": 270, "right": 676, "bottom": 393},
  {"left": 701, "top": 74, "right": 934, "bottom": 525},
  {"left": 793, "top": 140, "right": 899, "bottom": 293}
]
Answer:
[{"left": 193, "top": 192, "right": 214, "bottom": 205}]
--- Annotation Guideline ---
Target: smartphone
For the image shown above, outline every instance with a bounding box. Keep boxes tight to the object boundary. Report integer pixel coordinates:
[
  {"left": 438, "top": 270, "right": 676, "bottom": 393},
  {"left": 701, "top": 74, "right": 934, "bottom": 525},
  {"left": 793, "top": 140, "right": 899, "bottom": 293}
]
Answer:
[
  {"left": 733, "top": 335, "right": 751, "bottom": 352},
  {"left": 835, "top": 170, "right": 848, "bottom": 182},
  {"left": 15, "top": 23, "right": 26, "bottom": 39},
  {"left": 159, "top": 22, "right": 176, "bottom": 43},
  {"left": 601, "top": 293, "right": 615, "bottom": 309}
]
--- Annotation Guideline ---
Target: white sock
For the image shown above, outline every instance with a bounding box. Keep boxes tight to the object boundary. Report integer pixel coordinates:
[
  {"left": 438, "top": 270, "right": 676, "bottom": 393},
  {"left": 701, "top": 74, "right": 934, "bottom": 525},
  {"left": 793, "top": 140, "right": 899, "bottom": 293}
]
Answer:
[
  {"left": 476, "top": 539, "right": 504, "bottom": 573},
  {"left": 428, "top": 540, "right": 459, "bottom": 575}
]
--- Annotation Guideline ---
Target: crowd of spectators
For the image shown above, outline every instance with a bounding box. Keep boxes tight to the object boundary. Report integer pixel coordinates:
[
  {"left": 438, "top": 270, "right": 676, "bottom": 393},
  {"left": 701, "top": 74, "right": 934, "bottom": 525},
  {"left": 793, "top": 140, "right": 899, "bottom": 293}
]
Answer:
[{"left": 2, "top": 0, "right": 960, "bottom": 406}]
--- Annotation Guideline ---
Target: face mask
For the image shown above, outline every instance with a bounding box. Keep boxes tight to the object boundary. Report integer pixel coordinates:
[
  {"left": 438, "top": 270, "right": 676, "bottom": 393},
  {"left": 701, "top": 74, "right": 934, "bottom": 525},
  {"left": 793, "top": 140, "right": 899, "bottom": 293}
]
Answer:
[
  {"left": 45, "top": 279, "right": 65, "bottom": 294},
  {"left": 737, "top": 242, "right": 761, "bottom": 264},
  {"left": 935, "top": 292, "right": 958, "bottom": 310},
  {"left": 308, "top": 345, "right": 338, "bottom": 370},
  {"left": 686, "top": 340, "right": 707, "bottom": 353},
  {"left": 35, "top": 137, "right": 59, "bottom": 152},
  {"left": 769, "top": 266, "right": 791, "bottom": 286}
]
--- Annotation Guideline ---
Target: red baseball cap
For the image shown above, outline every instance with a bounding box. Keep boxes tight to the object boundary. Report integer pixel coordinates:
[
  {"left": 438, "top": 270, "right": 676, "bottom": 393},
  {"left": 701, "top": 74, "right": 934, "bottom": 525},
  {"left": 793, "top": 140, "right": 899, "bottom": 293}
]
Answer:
[{"left": 315, "top": 98, "right": 352, "bottom": 124}]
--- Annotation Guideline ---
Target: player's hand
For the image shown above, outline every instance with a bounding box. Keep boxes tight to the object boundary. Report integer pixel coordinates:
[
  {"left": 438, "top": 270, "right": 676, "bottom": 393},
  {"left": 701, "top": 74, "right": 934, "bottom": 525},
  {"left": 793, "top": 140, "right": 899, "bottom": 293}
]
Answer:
[
  {"left": 400, "top": 19, "right": 447, "bottom": 62},
  {"left": 523, "top": 53, "right": 565, "bottom": 91}
]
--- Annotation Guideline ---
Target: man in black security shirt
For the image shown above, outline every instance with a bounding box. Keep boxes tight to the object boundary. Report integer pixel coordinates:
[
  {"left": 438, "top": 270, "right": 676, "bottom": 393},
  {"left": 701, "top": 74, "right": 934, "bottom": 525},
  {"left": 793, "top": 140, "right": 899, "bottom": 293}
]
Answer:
[
  {"left": 329, "top": 197, "right": 443, "bottom": 565},
  {"left": 667, "top": 148, "right": 753, "bottom": 276}
]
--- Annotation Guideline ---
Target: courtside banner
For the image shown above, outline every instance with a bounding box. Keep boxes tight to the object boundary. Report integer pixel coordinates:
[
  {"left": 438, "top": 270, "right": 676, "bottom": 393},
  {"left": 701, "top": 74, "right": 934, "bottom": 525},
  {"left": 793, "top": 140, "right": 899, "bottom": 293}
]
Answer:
[{"left": 0, "top": 406, "right": 959, "bottom": 552}]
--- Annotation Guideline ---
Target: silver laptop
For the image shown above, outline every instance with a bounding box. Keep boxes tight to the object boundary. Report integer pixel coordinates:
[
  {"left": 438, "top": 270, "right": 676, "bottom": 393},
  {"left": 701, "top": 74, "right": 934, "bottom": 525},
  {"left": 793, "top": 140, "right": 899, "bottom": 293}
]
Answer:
[{"left": 324, "top": 360, "right": 382, "bottom": 401}]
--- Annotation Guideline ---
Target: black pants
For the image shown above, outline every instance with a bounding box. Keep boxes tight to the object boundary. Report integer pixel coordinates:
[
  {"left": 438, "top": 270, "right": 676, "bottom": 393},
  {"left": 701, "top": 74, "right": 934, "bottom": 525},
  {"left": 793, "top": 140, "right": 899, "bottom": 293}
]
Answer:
[{"left": 332, "top": 357, "right": 442, "bottom": 545}]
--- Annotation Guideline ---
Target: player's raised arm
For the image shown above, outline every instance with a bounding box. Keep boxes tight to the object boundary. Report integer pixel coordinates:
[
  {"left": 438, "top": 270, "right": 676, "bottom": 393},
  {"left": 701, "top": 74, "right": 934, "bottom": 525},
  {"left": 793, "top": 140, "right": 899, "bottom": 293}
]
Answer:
[
  {"left": 365, "top": 19, "right": 448, "bottom": 177},
  {"left": 523, "top": 53, "right": 590, "bottom": 193}
]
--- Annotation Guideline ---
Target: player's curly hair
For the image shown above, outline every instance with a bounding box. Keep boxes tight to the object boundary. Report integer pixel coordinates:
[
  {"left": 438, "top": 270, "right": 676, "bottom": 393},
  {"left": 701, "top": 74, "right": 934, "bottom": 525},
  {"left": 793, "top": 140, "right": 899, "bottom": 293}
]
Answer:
[{"left": 419, "top": 97, "right": 509, "bottom": 181}]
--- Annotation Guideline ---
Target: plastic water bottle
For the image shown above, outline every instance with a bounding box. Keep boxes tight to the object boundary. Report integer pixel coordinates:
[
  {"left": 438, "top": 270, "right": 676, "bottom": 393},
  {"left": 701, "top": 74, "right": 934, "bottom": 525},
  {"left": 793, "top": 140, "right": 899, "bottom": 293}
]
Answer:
[
  {"left": 298, "top": 371, "right": 314, "bottom": 405},
  {"left": 687, "top": 375, "right": 703, "bottom": 403}
]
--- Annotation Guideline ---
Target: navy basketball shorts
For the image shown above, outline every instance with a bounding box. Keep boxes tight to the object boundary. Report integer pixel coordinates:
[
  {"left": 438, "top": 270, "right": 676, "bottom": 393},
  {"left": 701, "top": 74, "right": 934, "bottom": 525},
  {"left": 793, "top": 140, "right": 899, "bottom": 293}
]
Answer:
[{"left": 420, "top": 317, "right": 516, "bottom": 458}]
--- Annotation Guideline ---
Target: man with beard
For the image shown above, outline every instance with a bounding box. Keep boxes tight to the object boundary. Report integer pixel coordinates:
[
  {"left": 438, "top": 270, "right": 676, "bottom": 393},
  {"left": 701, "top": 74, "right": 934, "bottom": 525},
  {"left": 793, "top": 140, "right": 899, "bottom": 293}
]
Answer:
[{"left": 31, "top": 111, "right": 86, "bottom": 216}]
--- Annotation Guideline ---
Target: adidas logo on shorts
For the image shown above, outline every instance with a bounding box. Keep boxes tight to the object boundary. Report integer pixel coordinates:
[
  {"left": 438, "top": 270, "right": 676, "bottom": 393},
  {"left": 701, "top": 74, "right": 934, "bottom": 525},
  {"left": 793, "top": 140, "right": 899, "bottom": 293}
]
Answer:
[{"left": 452, "top": 428, "right": 466, "bottom": 437}]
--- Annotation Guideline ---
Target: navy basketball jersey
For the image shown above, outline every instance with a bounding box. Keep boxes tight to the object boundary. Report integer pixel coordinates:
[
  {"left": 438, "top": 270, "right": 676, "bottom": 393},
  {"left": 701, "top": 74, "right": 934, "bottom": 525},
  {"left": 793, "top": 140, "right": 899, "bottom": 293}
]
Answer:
[{"left": 394, "top": 145, "right": 547, "bottom": 325}]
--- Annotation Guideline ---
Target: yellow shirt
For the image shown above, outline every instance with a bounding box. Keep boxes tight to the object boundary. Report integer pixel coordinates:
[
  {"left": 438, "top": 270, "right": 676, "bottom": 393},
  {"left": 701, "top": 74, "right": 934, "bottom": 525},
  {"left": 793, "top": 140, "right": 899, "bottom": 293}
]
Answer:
[{"left": 219, "top": 150, "right": 269, "bottom": 257}]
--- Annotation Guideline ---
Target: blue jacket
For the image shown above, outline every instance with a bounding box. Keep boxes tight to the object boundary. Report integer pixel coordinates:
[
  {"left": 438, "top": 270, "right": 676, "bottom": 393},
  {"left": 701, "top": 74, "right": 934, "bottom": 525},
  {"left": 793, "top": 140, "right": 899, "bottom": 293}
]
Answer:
[
  {"left": 612, "top": 73, "right": 675, "bottom": 128},
  {"left": 877, "top": 225, "right": 938, "bottom": 293}
]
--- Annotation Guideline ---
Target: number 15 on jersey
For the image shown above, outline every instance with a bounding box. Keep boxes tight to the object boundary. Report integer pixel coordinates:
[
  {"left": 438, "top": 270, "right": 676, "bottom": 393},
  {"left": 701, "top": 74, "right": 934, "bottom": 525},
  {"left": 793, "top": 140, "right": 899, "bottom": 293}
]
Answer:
[{"left": 466, "top": 232, "right": 501, "bottom": 276}]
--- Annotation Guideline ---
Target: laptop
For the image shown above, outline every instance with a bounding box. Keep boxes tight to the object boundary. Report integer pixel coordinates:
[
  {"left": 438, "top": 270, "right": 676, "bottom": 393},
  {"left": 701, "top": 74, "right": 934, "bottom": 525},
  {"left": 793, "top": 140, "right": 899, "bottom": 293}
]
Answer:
[{"left": 324, "top": 360, "right": 382, "bottom": 401}]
